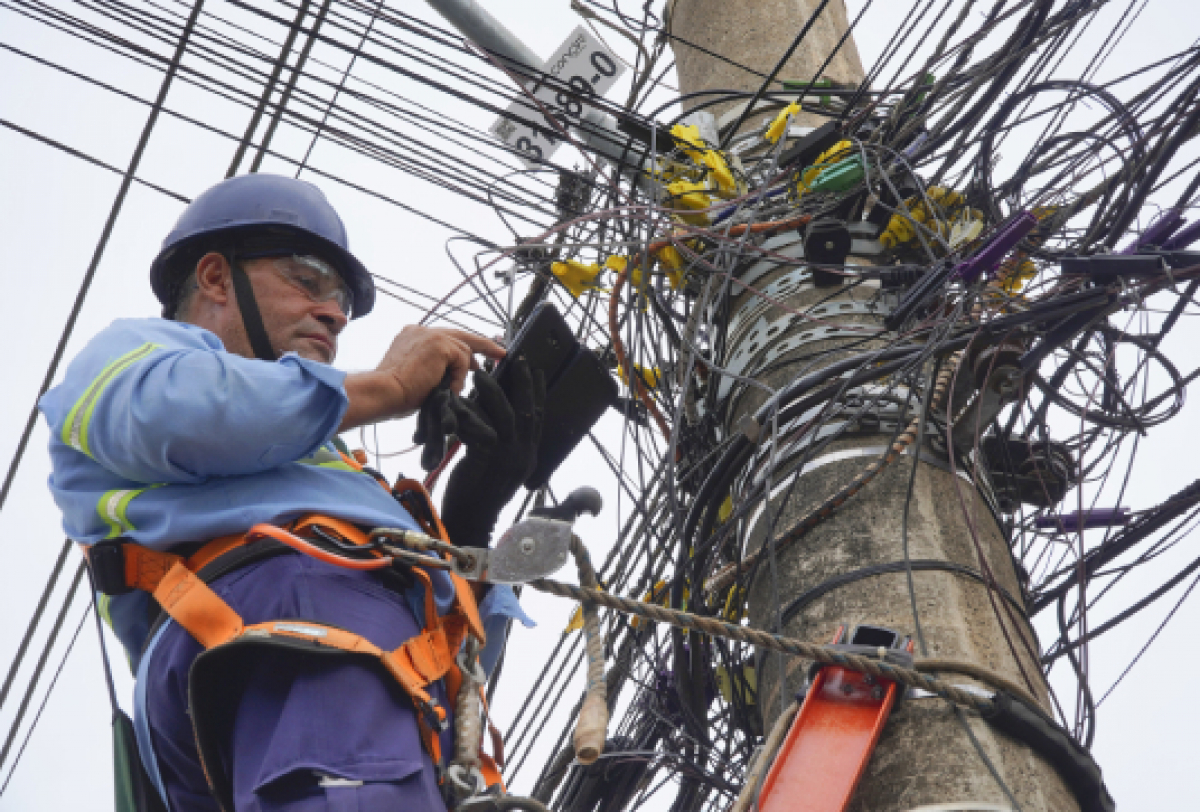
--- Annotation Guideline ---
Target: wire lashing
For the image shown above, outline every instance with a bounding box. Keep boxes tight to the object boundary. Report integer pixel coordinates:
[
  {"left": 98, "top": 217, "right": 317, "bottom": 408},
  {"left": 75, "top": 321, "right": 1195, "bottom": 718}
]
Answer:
[{"left": 527, "top": 576, "right": 996, "bottom": 715}]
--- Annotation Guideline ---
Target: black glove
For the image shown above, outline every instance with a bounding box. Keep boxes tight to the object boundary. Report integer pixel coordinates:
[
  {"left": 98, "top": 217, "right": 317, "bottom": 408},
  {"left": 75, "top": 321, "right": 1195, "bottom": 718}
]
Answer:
[
  {"left": 420, "top": 360, "right": 546, "bottom": 548},
  {"left": 412, "top": 382, "right": 491, "bottom": 473}
]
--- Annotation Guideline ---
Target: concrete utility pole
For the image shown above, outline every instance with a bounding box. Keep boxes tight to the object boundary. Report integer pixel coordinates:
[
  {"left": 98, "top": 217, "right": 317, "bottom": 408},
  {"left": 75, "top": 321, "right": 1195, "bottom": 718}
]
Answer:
[
  {"left": 670, "top": 0, "right": 864, "bottom": 129},
  {"left": 668, "top": 2, "right": 1081, "bottom": 810}
]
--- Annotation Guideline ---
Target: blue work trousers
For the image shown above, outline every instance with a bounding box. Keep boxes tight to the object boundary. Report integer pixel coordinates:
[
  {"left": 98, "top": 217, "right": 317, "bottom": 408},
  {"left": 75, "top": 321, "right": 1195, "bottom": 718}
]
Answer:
[{"left": 142, "top": 552, "right": 452, "bottom": 812}]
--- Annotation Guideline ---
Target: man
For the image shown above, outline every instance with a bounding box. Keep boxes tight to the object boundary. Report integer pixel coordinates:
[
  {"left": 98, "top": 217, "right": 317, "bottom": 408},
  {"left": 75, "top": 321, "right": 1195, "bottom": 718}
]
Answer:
[{"left": 39, "top": 174, "right": 539, "bottom": 811}]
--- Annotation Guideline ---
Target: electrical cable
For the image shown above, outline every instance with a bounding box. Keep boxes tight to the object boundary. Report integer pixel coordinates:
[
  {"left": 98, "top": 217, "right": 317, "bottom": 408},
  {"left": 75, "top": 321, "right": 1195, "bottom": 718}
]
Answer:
[{"left": 0, "top": 0, "right": 206, "bottom": 520}]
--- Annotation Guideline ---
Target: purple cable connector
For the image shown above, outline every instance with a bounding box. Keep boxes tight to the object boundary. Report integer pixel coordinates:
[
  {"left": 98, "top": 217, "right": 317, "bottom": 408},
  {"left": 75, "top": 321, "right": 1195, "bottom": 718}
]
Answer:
[
  {"left": 953, "top": 211, "right": 1038, "bottom": 283},
  {"left": 901, "top": 132, "right": 929, "bottom": 159},
  {"left": 1034, "top": 507, "right": 1131, "bottom": 533},
  {"left": 1119, "top": 208, "right": 1185, "bottom": 253},
  {"left": 1162, "top": 218, "right": 1200, "bottom": 251}
]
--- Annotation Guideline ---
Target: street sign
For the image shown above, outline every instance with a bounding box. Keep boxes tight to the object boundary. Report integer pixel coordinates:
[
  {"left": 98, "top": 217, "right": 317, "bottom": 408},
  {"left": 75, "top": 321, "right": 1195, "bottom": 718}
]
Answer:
[{"left": 489, "top": 25, "right": 625, "bottom": 168}]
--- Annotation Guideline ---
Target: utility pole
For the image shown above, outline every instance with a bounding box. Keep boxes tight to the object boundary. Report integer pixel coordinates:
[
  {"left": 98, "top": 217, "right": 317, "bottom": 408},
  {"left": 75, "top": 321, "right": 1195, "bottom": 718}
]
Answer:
[
  {"left": 669, "top": 3, "right": 1082, "bottom": 810},
  {"left": 670, "top": 0, "right": 864, "bottom": 130}
]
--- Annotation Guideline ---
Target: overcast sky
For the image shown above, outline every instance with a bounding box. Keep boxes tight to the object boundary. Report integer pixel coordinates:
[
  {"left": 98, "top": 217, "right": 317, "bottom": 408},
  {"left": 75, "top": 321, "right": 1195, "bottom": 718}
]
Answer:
[{"left": 2, "top": 0, "right": 1200, "bottom": 809}]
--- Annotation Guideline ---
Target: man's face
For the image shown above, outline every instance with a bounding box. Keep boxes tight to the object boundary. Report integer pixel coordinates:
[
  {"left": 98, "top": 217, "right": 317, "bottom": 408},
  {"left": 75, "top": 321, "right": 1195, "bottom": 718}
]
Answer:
[{"left": 243, "top": 256, "right": 349, "bottom": 364}]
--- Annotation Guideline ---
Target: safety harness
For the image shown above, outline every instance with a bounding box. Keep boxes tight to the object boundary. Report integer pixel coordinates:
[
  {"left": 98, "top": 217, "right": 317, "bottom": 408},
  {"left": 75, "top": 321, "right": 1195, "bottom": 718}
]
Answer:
[{"left": 89, "top": 456, "right": 503, "bottom": 812}]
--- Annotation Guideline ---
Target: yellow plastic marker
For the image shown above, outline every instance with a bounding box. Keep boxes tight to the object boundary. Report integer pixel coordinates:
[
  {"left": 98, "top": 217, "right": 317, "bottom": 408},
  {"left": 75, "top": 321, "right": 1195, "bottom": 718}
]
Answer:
[
  {"left": 618, "top": 363, "right": 661, "bottom": 389},
  {"left": 654, "top": 243, "right": 685, "bottom": 289},
  {"left": 765, "top": 102, "right": 802, "bottom": 144},
  {"left": 666, "top": 180, "right": 712, "bottom": 225},
  {"left": 670, "top": 123, "right": 706, "bottom": 157},
  {"left": 702, "top": 149, "right": 738, "bottom": 195},
  {"left": 717, "top": 494, "right": 734, "bottom": 525},
  {"left": 564, "top": 582, "right": 608, "bottom": 633},
  {"left": 551, "top": 259, "right": 603, "bottom": 298},
  {"left": 722, "top": 584, "right": 747, "bottom": 623},
  {"left": 629, "top": 581, "right": 670, "bottom": 630},
  {"left": 997, "top": 257, "right": 1037, "bottom": 293}
]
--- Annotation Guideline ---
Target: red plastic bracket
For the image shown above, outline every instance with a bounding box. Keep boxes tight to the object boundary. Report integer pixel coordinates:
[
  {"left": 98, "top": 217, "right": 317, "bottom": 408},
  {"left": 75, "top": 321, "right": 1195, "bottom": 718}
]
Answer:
[{"left": 758, "top": 629, "right": 909, "bottom": 812}]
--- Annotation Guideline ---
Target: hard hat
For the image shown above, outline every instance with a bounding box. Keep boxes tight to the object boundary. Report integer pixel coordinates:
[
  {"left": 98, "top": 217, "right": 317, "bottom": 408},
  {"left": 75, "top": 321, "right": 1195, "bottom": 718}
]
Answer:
[{"left": 150, "top": 174, "right": 375, "bottom": 319}]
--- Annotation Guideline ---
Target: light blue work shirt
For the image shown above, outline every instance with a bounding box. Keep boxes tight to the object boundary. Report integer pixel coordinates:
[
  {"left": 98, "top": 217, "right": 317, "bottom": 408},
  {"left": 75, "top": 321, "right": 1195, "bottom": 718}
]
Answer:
[{"left": 39, "top": 317, "right": 529, "bottom": 672}]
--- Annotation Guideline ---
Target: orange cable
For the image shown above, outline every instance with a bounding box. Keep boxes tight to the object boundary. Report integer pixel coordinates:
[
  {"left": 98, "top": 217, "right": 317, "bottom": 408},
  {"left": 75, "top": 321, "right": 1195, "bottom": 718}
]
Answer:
[{"left": 246, "top": 524, "right": 391, "bottom": 571}]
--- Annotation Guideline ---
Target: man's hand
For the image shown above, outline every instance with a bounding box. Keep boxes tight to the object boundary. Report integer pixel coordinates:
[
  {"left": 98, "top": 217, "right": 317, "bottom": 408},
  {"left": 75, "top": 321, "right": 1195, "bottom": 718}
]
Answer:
[
  {"left": 438, "top": 359, "right": 546, "bottom": 548},
  {"left": 340, "top": 326, "right": 505, "bottom": 432}
]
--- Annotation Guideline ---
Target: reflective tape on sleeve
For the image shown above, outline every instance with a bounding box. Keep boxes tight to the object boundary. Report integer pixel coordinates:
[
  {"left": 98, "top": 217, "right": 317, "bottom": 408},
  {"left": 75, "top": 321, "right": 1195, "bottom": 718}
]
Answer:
[
  {"left": 62, "top": 343, "right": 161, "bottom": 457},
  {"left": 97, "top": 485, "right": 161, "bottom": 538}
]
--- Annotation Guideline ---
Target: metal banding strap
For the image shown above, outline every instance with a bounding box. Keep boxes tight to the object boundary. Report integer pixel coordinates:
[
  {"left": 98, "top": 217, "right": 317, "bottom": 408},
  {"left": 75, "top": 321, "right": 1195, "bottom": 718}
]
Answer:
[
  {"left": 903, "top": 803, "right": 1013, "bottom": 811},
  {"left": 63, "top": 342, "right": 161, "bottom": 456},
  {"left": 745, "top": 444, "right": 971, "bottom": 533}
]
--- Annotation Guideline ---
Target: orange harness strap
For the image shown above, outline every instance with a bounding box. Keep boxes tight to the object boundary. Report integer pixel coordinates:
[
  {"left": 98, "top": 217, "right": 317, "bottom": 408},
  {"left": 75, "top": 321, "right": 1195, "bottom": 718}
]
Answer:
[
  {"left": 113, "top": 509, "right": 488, "bottom": 770},
  {"left": 245, "top": 607, "right": 456, "bottom": 765},
  {"left": 119, "top": 534, "right": 462, "bottom": 765},
  {"left": 393, "top": 478, "right": 448, "bottom": 538},
  {"left": 153, "top": 562, "right": 244, "bottom": 649},
  {"left": 110, "top": 474, "right": 494, "bottom": 779},
  {"left": 121, "top": 545, "right": 243, "bottom": 648},
  {"left": 393, "top": 478, "right": 487, "bottom": 644},
  {"left": 187, "top": 533, "right": 251, "bottom": 571}
]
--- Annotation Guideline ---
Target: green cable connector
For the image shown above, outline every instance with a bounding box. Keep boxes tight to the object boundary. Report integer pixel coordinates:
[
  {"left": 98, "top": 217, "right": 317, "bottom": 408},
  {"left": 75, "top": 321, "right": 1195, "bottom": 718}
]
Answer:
[
  {"left": 912, "top": 72, "right": 935, "bottom": 106},
  {"left": 780, "top": 78, "right": 839, "bottom": 106},
  {"left": 807, "top": 155, "right": 864, "bottom": 193}
]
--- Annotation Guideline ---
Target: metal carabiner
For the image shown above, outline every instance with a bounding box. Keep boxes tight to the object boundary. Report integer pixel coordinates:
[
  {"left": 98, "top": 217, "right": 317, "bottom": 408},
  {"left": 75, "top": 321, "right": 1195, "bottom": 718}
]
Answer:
[
  {"left": 456, "top": 647, "right": 488, "bottom": 686},
  {"left": 445, "top": 763, "right": 486, "bottom": 801}
]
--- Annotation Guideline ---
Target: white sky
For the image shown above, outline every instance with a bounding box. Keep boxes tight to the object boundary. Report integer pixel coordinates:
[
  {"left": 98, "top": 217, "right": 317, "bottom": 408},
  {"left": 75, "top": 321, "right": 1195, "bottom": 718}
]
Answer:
[{"left": 1, "top": 0, "right": 1199, "bottom": 809}]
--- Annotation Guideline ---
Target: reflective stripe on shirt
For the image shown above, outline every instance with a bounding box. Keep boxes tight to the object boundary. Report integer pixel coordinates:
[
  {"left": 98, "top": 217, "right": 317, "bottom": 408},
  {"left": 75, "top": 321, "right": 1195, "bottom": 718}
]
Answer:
[
  {"left": 62, "top": 342, "right": 161, "bottom": 457},
  {"left": 296, "top": 444, "right": 361, "bottom": 473},
  {"left": 98, "top": 485, "right": 161, "bottom": 538},
  {"left": 92, "top": 446, "right": 357, "bottom": 543}
]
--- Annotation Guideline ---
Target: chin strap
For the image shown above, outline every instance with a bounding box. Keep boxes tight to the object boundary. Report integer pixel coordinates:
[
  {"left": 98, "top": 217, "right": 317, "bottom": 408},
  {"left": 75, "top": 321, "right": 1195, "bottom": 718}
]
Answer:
[{"left": 226, "top": 253, "right": 278, "bottom": 362}]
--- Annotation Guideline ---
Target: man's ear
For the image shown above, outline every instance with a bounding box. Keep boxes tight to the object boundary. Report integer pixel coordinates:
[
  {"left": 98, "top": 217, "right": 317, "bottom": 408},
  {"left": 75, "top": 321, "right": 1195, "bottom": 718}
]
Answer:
[{"left": 194, "top": 252, "right": 231, "bottom": 306}]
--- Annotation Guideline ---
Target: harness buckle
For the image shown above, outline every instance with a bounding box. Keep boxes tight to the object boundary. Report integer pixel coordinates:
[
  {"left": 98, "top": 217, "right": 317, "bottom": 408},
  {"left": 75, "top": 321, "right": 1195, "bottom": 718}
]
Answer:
[
  {"left": 419, "top": 697, "right": 449, "bottom": 733},
  {"left": 396, "top": 488, "right": 438, "bottom": 533},
  {"left": 89, "top": 539, "right": 133, "bottom": 595}
]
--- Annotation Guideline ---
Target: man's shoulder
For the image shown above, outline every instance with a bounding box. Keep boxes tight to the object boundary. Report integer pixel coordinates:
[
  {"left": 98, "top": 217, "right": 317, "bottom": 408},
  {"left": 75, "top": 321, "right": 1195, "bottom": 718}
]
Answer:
[
  {"left": 90, "top": 317, "right": 223, "bottom": 354},
  {"left": 39, "top": 319, "right": 223, "bottom": 420}
]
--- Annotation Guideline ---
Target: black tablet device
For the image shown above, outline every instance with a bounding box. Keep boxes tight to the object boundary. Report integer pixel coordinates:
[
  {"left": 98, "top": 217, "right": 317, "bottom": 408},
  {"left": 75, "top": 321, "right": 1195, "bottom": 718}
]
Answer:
[
  {"left": 493, "top": 302, "right": 576, "bottom": 391},
  {"left": 490, "top": 303, "right": 617, "bottom": 488}
]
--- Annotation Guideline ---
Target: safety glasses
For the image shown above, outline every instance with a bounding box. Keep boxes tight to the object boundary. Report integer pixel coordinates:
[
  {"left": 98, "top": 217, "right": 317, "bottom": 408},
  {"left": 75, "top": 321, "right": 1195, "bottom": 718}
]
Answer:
[{"left": 268, "top": 255, "right": 353, "bottom": 317}]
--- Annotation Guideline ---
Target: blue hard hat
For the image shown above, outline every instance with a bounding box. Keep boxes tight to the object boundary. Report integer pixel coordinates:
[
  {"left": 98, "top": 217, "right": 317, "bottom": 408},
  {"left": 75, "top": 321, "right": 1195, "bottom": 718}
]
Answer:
[{"left": 150, "top": 174, "right": 375, "bottom": 318}]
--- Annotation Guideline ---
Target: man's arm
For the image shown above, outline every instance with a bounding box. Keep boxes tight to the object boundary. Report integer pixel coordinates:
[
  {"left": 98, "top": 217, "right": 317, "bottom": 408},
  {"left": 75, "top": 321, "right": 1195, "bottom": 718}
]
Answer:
[
  {"left": 42, "top": 321, "right": 503, "bottom": 484},
  {"left": 339, "top": 325, "right": 505, "bottom": 433}
]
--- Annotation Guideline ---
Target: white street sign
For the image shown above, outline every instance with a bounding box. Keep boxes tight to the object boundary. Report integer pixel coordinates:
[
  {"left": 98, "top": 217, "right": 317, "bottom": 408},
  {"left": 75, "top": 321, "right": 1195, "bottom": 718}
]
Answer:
[{"left": 489, "top": 25, "right": 625, "bottom": 167}]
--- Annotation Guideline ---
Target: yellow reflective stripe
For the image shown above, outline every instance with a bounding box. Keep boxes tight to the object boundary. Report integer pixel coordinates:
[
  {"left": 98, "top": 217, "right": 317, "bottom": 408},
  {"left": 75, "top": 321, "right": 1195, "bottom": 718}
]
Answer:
[
  {"left": 98, "top": 593, "right": 114, "bottom": 630},
  {"left": 294, "top": 458, "right": 361, "bottom": 473},
  {"left": 97, "top": 485, "right": 160, "bottom": 538},
  {"left": 97, "top": 593, "right": 135, "bottom": 670},
  {"left": 312, "top": 460, "right": 360, "bottom": 473},
  {"left": 296, "top": 445, "right": 361, "bottom": 473},
  {"left": 63, "top": 343, "right": 161, "bottom": 457}
]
